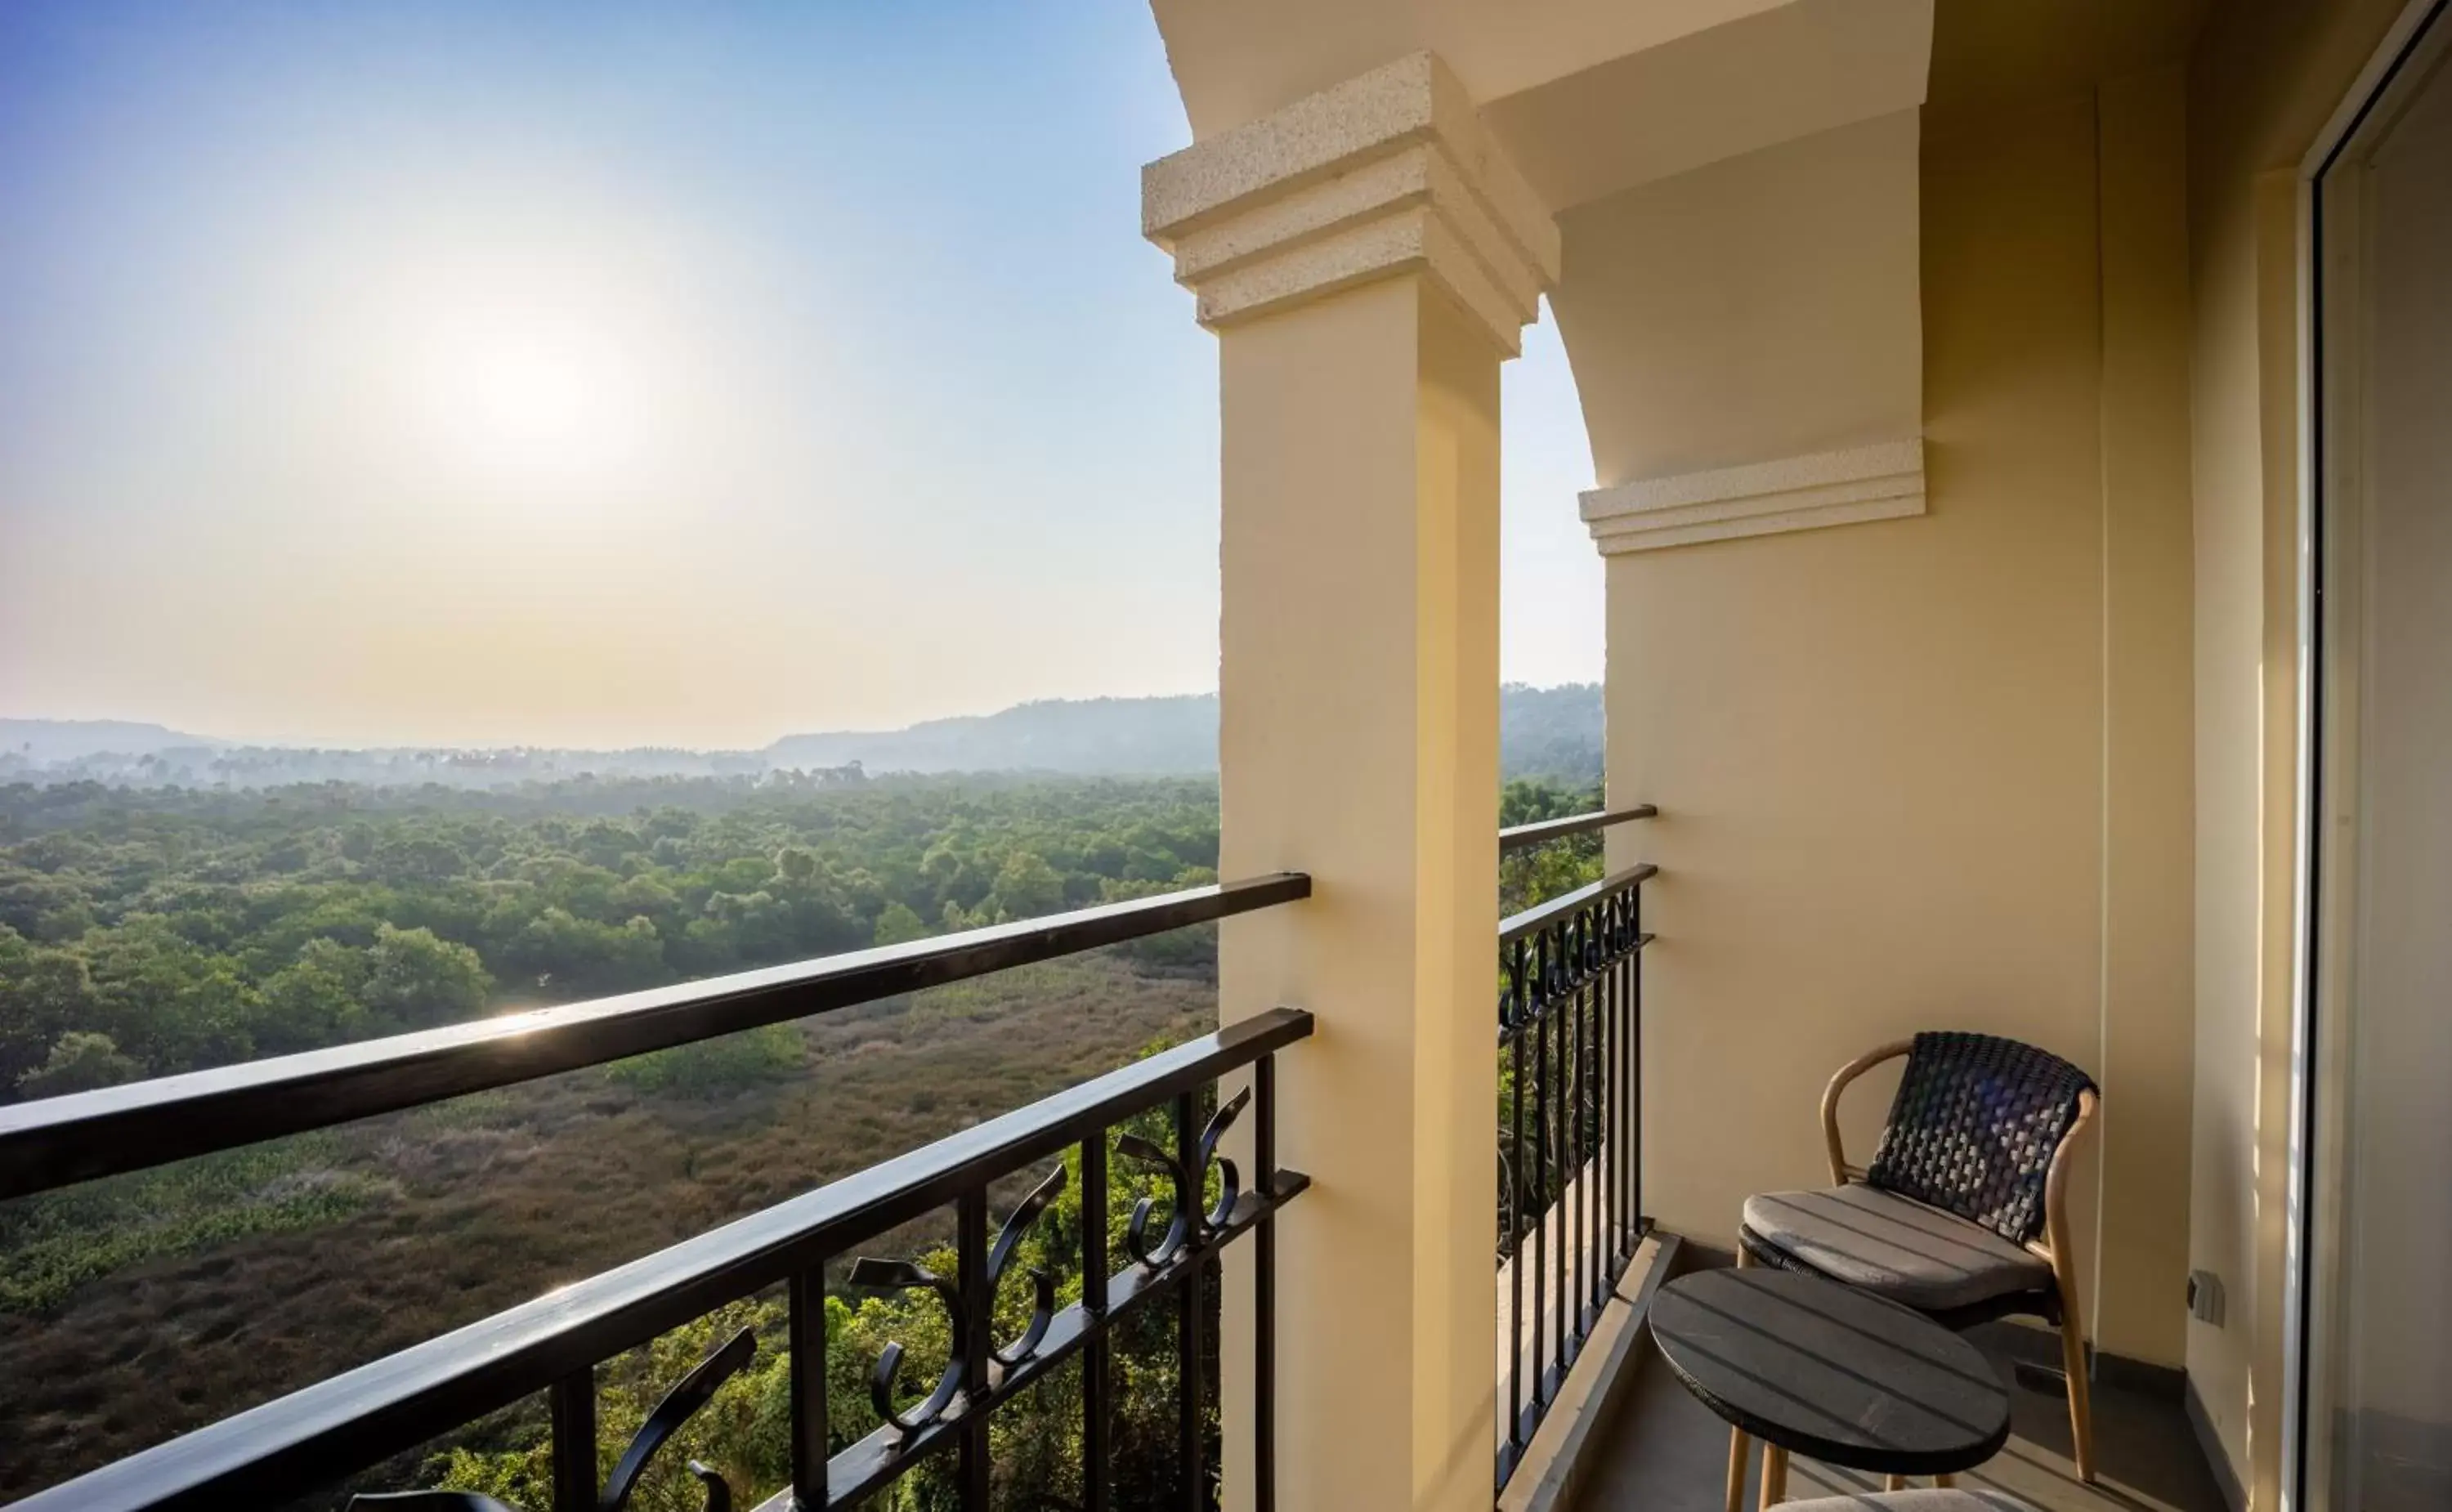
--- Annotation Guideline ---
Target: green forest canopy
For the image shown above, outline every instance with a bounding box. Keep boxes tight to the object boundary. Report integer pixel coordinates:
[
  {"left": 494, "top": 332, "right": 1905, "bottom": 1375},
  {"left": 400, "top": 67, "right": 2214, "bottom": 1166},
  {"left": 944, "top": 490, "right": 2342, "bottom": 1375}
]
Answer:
[
  {"left": 0, "top": 772, "right": 1600, "bottom": 1098},
  {"left": 0, "top": 772, "right": 1605, "bottom": 1507}
]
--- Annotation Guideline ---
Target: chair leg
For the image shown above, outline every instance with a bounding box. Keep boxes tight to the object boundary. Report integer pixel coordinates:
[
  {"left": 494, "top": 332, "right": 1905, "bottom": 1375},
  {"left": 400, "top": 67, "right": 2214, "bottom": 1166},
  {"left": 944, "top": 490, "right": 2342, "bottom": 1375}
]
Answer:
[
  {"left": 1725, "top": 1240, "right": 1754, "bottom": 1512},
  {"left": 1935, "top": 1474, "right": 1957, "bottom": 1488},
  {"left": 1883, "top": 1475, "right": 1907, "bottom": 1492},
  {"left": 2058, "top": 1304, "right": 2097, "bottom": 1483},
  {"left": 1758, "top": 1444, "right": 1788, "bottom": 1509}
]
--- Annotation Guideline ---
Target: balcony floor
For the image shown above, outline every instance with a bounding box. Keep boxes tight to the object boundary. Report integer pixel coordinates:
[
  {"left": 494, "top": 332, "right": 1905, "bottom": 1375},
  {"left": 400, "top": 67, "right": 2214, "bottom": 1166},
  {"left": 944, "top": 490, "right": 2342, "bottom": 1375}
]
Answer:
[{"left": 1571, "top": 1259, "right": 2230, "bottom": 1512}]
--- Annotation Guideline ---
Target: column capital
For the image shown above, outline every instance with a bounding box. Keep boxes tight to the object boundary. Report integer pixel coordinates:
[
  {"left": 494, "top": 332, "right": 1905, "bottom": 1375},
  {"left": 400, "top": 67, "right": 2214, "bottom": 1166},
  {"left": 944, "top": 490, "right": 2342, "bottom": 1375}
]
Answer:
[{"left": 1143, "top": 52, "right": 1559, "bottom": 356}]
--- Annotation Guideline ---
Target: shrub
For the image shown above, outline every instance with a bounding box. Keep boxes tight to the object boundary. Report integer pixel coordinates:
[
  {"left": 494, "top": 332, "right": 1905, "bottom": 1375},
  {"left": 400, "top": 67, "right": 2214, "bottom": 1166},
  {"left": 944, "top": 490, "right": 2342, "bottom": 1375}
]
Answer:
[{"left": 602, "top": 1023, "right": 806, "bottom": 1098}]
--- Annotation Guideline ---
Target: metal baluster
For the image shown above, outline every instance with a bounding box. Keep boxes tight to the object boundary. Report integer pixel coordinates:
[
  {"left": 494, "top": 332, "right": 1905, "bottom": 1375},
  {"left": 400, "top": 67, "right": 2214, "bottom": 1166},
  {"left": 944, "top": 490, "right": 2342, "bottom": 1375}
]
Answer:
[
  {"left": 1631, "top": 885, "right": 1644, "bottom": 1233},
  {"left": 1606, "top": 893, "right": 1622, "bottom": 1264},
  {"left": 1615, "top": 893, "right": 1631, "bottom": 1264},
  {"left": 1569, "top": 910, "right": 1585, "bottom": 1353},
  {"left": 1084, "top": 1129, "right": 1112, "bottom": 1512},
  {"left": 958, "top": 1188, "right": 991, "bottom": 1509},
  {"left": 1551, "top": 921, "right": 1568, "bottom": 1382},
  {"left": 1585, "top": 911, "right": 1598, "bottom": 1322},
  {"left": 1255, "top": 1056, "right": 1278, "bottom": 1512},
  {"left": 549, "top": 1367, "right": 596, "bottom": 1512},
  {"left": 1175, "top": 1091, "right": 1206, "bottom": 1512},
  {"left": 1595, "top": 899, "right": 1612, "bottom": 1292},
  {"left": 1532, "top": 927, "right": 1550, "bottom": 1411},
  {"left": 1611, "top": 893, "right": 1626, "bottom": 1253},
  {"left": 789, "top": 1267, "right": 828, "bottom": 1508},
  {"left": 1507, "top": 935, "right": 1528, "bottom": 1458}
]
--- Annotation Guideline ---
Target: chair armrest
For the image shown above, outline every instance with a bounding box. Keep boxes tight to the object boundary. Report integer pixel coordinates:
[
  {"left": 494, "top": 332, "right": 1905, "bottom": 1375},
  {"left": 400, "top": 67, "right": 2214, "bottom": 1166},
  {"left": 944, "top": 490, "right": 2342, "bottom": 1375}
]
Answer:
[
  {"left": 2038, "top": 1089, "right": 2100, "bottom": 1268},
  {"left": 1819, "top": 1040, "right": 1913, "bottom": 1187}
]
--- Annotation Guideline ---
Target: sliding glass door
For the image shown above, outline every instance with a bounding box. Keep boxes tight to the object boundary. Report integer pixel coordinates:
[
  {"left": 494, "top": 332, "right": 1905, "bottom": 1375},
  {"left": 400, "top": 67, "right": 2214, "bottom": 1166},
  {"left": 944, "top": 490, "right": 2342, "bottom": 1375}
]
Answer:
[{"left": 2305, "top": 10, "right": 2452, "bottom": 1509}]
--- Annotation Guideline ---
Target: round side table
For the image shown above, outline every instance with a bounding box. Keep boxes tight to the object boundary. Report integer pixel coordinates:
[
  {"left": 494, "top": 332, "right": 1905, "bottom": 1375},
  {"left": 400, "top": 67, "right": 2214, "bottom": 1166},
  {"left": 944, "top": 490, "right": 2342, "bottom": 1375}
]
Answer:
[{"left": 1651, "top": 1267, "right": 2010, "bottom": 1509}]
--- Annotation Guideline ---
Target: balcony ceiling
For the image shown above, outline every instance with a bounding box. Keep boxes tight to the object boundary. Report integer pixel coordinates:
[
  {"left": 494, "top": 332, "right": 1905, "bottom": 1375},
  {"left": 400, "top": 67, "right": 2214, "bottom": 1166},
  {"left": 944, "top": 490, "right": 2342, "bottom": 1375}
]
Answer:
[
  {"left": 1149, "top": 0, "right": 1800, "bottom": 139},
  {"left": 1152, "top": 0, "right": 1934, "bottom": 216},
  {"left": 1926, "top": 0, "right": 2213, "bottom": 127},
  {"left": 1152, "top": 0, "right": 2211, "bottom": 214}
]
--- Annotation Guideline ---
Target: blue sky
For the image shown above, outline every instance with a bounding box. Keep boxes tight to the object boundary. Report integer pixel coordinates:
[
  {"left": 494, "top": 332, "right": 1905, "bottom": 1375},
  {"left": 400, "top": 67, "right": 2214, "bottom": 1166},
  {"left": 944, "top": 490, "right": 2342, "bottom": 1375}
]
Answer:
[{"left": 0, "top": 0, "right": 1601, "bottom": 748}]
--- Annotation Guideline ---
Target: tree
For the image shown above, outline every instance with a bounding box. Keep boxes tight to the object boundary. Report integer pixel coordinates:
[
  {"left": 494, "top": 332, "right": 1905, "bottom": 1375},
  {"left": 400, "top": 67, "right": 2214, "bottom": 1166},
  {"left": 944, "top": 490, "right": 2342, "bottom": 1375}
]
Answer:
[
  {"left": 990, "top": 852, "right": 1065, "bottom": 920},
  {"left": 871, "top": 901, "right": 929, "bottom": 946},
  {"left": 80, "top": 917, "right": 257, "bottom": 1072},
  {"left": 252, "top": 942, "right": 370, "bottom": 1055},
  {"left": 0, "top": 926, "right": 101, "bottom": 1088},
  {"left": 18, "top": 1031, "right": 143, "bottom": 1098},
  {"left": 359, "top": 924, "right": 493, "bottom": 1030},
  {"left": 773, "top": 847, "right": 817, "bottom": 886},
  {"left": 368, "top": 834, "right": 470, "bottom": 887}
]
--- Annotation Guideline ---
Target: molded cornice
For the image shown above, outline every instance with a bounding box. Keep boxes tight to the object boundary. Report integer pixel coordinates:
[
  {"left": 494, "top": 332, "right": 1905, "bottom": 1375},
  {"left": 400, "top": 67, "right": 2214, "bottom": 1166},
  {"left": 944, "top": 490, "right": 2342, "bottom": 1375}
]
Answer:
[{"left": 1579, "top": 438, "right": 1926, "bottom": 553}]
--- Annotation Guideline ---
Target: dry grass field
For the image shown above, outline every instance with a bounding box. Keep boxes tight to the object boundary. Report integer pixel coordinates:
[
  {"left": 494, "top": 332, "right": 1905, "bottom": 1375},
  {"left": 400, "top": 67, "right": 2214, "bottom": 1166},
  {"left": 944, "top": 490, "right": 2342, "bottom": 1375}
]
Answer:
[{"left": 0, "top": 951, "right": 1211, "bottom": 1504}]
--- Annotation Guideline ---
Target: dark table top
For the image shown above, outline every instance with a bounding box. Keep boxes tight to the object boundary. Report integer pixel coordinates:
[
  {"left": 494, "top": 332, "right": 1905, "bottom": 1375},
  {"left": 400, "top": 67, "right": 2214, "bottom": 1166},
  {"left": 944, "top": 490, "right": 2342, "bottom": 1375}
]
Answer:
[{"left": 1650, "top": 1268, "right": 2010, "bottom": 1477}]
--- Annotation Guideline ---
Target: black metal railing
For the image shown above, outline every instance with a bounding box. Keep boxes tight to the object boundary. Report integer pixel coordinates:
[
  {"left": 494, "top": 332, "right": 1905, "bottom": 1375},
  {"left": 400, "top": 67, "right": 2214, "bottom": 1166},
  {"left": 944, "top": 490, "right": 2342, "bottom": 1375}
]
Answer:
[
  {"left": 0, "top": 876, "right": 1310, "bottom": 1512},
  {"left": 1495, "top": 803, "right": 1657, "bottom": 853},
  {"left": 0, "top": 873, "right": 1307, "bottom": 1200},
  {"left": 1493, "top": 812, "right": 1654, "bottom": 1492}
]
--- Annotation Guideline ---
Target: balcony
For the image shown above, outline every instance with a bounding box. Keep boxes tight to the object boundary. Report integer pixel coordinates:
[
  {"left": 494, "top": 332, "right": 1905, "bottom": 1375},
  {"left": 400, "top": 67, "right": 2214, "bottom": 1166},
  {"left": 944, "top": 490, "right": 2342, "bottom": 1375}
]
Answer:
[
  {"left": 0, "top": 803, "right": 2231, "bottom": 1512},
  {"left": 5, "top": 0, "right": 2443, "bottom": 1509}
]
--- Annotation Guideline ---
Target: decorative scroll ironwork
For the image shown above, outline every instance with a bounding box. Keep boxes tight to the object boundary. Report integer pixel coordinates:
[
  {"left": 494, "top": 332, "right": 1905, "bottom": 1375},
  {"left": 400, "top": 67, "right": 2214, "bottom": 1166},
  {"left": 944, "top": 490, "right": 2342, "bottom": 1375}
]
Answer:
[
  {"left": 602, "top": 1326, "right": 757, "bottom": 1510},
  {"left": 848, "top": 1161, "right": 1071, "bottom": 1441},
  {"left": 23, "top": 1009, "right": 1312, "bottom": 1512},
  {"left": 1116, "top": 1085, "right": 1247, "bottom": 1267},
  {"left": 849, "top": 1256, "right": 971, "bottom": 1436},
  {"left": 987, "top": 1164, "right": 1068, "bottom": 1367},
  {"left": 346, "top": 1326, "right": 757, "bottom": 1512}
]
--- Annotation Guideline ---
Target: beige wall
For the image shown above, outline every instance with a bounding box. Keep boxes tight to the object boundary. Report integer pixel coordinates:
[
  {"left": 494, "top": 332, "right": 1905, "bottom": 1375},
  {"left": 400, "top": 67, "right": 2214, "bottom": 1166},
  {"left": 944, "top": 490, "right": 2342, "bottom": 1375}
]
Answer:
[
  {"left": 1595, "top": 78, "right": 2200, "bottom": 1367},
  {"left": 2181, "top": 0, "right": 2412, "bottom": 1499},
  {"left": 2094, "top": 64, "right": 2202, "bottom": 1376},
  {"left": 1552, "top": 109, "right": 1922, "bottom": 485}
]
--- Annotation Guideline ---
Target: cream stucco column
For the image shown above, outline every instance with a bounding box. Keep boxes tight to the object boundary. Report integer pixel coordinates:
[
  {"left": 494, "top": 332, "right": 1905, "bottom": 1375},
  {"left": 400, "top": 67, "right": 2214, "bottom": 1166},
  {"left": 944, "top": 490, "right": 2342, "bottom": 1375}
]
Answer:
[{"left": 1144, "top": 53, "right": 1558, "bottom": 1512}]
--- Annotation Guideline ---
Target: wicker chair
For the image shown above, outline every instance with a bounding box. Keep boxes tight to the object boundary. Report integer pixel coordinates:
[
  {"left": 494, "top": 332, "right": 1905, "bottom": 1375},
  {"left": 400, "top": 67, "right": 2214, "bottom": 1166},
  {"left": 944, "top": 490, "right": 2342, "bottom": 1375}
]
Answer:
[{"left": 1734, "top": 1032, "right": 2101, "bottom": 1490}]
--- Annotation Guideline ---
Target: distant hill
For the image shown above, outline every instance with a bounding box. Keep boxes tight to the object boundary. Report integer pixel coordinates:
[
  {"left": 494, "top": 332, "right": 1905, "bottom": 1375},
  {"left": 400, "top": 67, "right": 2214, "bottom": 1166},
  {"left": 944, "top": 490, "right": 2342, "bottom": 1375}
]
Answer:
[
  {"left": 0, "top": 686, "right": 1601, "bottom": 789},
  {"left": 0, "top": 719, "right": 225, "bottom": 763},
  {"left": 768, "top": 696, "right": 1219, "bottom": 776},
  {"left": 768, "top": 686, "right": 1601, "bottom": 781}
]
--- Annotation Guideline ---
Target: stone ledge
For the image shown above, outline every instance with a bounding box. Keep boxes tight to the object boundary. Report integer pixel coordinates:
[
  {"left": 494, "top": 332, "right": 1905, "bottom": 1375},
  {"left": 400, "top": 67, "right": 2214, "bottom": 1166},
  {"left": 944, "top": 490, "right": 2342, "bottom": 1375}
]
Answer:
[
  {"left": 1580, "top": 438, "right": 1926, "bottom": 554},
  {"left": 1497, "top": 1231, "right": 1680, "bottom": 1512}
]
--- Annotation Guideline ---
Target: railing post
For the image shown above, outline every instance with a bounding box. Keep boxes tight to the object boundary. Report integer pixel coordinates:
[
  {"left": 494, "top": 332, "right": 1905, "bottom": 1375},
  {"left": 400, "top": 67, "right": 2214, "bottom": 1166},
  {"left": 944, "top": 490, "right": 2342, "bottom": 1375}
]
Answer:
[
  {"left": 1630, "top": 883, "right": 1644, "bottom": 1233},
  {"left": 955, "top": 1190, "right": 991, "bottom": 1510},
  {"left": 1254, "top": 1056, "right": 1278, "bottom": 1512},
  {"left": 1083, "top": 1130, "right": 1112, "bottom": 1512},
  {"left": 1175, "top": 1091, "right": 1207, "bottom": 1512},
  {"left": 789, "top": 1268, "right": 828, "bottom": 1508},
  {"left": 548, "top": 1368, "right": 597, "bottom": 1512}
]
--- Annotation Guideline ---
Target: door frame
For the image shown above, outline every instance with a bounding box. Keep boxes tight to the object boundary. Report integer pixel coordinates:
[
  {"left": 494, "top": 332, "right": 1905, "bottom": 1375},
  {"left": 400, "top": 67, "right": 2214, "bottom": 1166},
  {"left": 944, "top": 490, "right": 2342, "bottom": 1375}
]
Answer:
[{"left": 2292, "top": 5, "right": 2451, "bottom": 1506}]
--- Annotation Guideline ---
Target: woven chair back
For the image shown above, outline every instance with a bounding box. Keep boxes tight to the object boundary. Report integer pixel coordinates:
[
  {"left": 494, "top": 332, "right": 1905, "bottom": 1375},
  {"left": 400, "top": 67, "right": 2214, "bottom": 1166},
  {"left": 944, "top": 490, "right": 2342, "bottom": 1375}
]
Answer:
[{"left": 1865, "top": 1031, "right": 2096, "bottom": 1244}]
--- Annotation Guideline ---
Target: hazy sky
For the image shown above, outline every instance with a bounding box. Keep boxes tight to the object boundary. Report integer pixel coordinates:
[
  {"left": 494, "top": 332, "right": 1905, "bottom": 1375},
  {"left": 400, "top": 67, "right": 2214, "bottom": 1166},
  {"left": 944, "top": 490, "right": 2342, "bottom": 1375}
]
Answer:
[{"left": 0, "top": 1, "right": 1603, "bottom": 749}]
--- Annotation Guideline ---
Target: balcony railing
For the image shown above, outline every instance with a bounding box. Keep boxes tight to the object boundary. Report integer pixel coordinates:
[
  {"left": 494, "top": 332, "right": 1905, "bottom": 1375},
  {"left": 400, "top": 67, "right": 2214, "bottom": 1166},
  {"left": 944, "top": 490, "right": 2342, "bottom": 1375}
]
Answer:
[
  {"left": 1493, "top": 810, "right": 1655, "bottom": 1492},
  {"left": 0, "top": 875, "right": 1309, "bottom": 1512},
  {"left": 1495, "top": 803, "right": 1658, "bottom": 853},
  {"left": 3, "top": 804, "right": 1651, "bottom": 1509}
]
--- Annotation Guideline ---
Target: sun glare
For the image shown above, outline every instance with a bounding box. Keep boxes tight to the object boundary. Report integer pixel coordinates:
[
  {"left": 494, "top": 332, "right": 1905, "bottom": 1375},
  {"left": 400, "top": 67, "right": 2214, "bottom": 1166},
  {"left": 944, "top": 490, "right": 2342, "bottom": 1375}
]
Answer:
[
  {"left": 405, "top": 314, "right": 652, "bottom": 486},
  {"left": 453, "top": 330, "right": 606, "bottom": 455}
]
